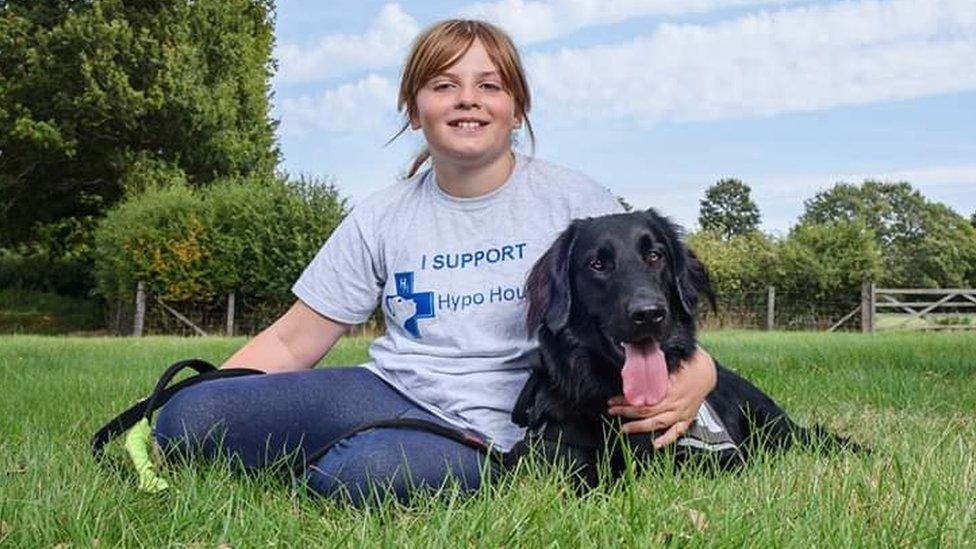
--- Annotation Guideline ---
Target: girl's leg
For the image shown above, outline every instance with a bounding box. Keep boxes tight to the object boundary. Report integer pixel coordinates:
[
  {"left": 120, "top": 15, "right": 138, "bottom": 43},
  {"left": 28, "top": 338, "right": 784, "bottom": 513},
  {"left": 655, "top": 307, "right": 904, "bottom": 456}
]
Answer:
[
  {"left": 305, "top": 408, "right": 489, "bottom": 506},
  {"left": 154, "top": 367, "right": 418, "bottom": 468}
]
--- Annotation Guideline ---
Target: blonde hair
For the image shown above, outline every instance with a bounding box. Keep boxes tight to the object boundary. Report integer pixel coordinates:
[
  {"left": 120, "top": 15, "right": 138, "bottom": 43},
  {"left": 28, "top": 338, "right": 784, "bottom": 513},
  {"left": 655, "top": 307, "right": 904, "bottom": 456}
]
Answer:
[{"left": 389, "top": 19, "right": 535, "bottom": 178}]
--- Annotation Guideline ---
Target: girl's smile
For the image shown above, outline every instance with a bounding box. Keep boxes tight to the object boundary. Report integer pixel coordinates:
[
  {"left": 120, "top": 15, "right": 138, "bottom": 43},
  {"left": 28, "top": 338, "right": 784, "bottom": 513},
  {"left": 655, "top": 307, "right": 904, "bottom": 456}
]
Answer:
[{"left": 447, "top": 117, "right": 490, "bottom": 132}]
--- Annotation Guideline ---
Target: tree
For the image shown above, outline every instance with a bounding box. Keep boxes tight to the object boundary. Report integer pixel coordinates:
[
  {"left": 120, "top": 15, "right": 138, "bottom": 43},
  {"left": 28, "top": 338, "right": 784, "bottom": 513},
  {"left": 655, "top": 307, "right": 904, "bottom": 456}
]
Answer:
[
  {"left": 698, "top": 178, "right": 761, "bottom": 239},
  {"left": 0, "top": 0, "right": 279, "bottom": 246},
  {"left": 776, "top": 219, "right": 883, "bottom": 300},
  {"left": 801, "top": 181, "right": 976, "bottom": 287}
]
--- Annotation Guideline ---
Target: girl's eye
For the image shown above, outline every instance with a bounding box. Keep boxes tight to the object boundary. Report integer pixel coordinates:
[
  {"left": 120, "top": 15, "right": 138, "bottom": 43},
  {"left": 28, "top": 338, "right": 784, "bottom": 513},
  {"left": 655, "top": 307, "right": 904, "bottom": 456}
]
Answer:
[
  {"left": 432, "top": 82, "right": 453, "bottom": 91},
  {"left": 589, "top": 258, "right": 607, "bottom": 272},
  {"left": 645, "top": 251, "right": 662, "bottom": 264},
  {"left": 480, "top": 82, "right": 502, "bottom": 91}
]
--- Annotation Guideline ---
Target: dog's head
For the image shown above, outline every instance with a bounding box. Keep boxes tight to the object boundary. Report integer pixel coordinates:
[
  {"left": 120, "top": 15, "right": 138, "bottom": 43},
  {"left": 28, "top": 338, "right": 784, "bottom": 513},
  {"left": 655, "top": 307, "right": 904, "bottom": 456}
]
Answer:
[{"left": 525, "top": 209, "right": 714, "bottom": 405}]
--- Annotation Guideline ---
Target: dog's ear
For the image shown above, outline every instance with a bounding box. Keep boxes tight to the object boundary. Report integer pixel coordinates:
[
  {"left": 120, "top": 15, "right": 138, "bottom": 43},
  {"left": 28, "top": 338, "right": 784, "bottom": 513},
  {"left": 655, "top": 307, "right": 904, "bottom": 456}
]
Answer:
[
  {"left": 525, "top": 223, "right": 578, "bottom": 336},
  {"left": 644, "top": 208, "right": 716, "bottom": 318},
  {"left": 679, "top": 248, "right": 716, "bottom": 317},
  {"left": 661, "top": 217, "right": 698, "bottom": 318}
]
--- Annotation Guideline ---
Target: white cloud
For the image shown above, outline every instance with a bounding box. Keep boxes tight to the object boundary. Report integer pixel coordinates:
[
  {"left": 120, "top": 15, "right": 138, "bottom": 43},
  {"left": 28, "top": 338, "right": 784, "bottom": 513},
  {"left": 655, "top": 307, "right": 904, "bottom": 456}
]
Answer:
[
  {"left": 526, "top": 0, "right": 976, "bottom": 124},
  {"left": 274, "top": 0, "right": 802, "bottom": 85},
  {"left": 460, "top": 0, "right": 803, "bottom": 44},
  {"left": 279, "top": 74, "right": 399, "bottom": 134},
  {"left": 275, "top": 1, "right": 976, "bottom": 143},
  {"left": 275, "top": 3, "right": 419, "bottom": 85}
]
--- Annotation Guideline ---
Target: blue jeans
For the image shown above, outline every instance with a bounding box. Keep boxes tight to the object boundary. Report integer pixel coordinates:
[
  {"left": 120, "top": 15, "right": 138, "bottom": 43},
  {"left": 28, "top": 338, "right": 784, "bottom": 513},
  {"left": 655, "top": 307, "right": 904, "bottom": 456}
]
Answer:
[{"left": 154, "top": 367, "right": 490, "bottom": 506}]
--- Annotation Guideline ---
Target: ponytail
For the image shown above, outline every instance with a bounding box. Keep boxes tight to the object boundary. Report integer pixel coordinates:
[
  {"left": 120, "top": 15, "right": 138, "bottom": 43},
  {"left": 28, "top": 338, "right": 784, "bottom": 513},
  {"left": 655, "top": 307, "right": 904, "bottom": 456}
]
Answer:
[{"left": 407, "top": 148, "right": 431, "bottom": 179}]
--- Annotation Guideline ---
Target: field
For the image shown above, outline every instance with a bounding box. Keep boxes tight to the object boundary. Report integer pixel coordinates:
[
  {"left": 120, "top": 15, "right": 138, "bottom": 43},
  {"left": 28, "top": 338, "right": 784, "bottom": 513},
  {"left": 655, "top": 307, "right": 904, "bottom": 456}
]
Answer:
[{"left": 1, "top": 332, "right": 975, "bottom": 546}]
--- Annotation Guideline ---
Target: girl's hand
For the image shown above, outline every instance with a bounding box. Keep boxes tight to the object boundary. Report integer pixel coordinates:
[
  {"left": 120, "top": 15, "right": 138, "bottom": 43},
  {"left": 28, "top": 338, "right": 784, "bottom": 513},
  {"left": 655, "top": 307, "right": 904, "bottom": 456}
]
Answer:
[{"left": 606, "top": 347, "right": 717, "bottom": 448}]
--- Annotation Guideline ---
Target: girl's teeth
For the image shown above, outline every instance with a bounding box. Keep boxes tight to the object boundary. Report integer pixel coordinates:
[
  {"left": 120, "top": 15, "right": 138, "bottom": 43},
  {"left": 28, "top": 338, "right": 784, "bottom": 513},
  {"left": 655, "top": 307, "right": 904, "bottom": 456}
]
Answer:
[{"left": 457, "top": 121, "right": 482, "bottom": 129}]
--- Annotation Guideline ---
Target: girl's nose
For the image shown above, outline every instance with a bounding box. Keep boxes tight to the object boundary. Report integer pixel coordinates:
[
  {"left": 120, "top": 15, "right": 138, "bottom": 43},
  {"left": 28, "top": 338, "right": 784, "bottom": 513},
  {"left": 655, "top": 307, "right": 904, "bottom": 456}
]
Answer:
[{"left": 456, "top": 84, "right": 480, "bottom": 108}]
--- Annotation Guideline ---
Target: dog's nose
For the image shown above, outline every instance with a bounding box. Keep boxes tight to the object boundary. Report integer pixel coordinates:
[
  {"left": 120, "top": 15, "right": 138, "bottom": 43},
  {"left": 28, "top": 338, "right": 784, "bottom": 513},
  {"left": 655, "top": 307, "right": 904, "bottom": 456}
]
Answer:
[{"left": 629, "top": 303, "right": 666, "bottom": 326}]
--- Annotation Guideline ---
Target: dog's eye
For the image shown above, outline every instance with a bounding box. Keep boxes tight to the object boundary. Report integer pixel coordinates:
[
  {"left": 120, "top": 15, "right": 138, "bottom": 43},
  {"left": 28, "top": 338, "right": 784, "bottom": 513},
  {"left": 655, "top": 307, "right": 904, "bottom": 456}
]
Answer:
[
  {"left": 588, "top": 258, "right": 607, "bottom": 272},
  {"left": 645, "top": 250, "right": 663, "bottom": 263}
]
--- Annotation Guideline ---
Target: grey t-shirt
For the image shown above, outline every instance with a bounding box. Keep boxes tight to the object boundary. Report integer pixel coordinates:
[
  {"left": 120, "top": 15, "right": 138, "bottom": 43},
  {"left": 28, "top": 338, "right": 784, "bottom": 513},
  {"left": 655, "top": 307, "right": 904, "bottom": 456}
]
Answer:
[{"left": 292, "top": 153, "right": 624, "bottom": 451}]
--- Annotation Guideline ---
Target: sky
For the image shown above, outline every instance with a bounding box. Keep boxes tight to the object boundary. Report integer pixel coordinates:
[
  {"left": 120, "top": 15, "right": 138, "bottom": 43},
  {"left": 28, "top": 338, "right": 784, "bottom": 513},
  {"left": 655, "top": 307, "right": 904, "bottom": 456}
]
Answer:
[{"left": 271, "top": 0, "right": 976, "bottom": 234}]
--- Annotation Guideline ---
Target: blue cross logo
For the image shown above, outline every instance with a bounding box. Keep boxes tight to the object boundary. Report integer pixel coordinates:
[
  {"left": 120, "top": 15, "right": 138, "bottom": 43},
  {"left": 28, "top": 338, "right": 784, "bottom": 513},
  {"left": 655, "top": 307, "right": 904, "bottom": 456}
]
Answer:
[{"left": 384, "top": 272, "right": 435, "bottom": 338}]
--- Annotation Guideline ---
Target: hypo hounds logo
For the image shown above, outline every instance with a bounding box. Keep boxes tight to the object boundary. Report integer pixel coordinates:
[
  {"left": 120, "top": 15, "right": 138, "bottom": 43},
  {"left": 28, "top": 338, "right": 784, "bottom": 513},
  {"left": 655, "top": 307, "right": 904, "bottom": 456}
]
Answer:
[{"left": 384, "top": 272, "right": 435, "bottom": 338}]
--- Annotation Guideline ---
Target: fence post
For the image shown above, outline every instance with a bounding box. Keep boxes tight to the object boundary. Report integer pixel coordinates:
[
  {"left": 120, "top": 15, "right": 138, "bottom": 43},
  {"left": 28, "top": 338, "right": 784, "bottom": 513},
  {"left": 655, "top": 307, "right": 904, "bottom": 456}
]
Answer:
[
  {"left": 861, "top": 282, "right": 874, "bottom": 333},
  {"left": 766, "top": 286, "right": 775, "bottom": 331},
  {"left": 869, "top": 281, "right": 876, "bottom": 333},
  {"left": 134, "top": 281, "right": 145, "bottom": 337},
  {"left": 226, "top": 291, "right": 236, "bottom": 337}
]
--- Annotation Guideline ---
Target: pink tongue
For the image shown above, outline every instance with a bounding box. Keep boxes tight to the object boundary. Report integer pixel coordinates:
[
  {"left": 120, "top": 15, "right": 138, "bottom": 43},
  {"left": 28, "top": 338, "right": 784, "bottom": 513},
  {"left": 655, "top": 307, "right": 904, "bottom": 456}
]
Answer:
[{"left": 621, "top": 342, "right": 668, "bottom": 406}]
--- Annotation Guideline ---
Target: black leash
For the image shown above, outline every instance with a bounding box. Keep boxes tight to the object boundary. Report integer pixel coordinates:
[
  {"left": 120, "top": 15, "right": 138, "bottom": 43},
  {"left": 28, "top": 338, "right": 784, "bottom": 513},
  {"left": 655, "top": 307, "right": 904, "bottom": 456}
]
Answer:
[
  {"left": 91, "top": 359, "right": 264, "bottom": 457},
  {"left": 510, "top": 367, "right": 542, "bottom": 430}
]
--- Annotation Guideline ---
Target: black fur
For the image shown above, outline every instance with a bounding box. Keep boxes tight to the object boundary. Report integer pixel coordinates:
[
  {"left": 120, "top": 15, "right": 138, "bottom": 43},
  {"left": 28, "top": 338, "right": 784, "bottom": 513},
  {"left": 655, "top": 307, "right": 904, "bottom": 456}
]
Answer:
[{"left": 515, "top": 209, "right": 857, "bottom": 486}]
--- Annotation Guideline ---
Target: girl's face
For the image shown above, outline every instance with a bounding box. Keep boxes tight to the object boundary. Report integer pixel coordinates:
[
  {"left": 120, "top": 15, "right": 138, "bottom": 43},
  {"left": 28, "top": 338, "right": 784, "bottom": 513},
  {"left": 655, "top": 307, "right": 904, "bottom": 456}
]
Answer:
[{"left": 411, "top": 39, "right": 520, "bottom": 169}]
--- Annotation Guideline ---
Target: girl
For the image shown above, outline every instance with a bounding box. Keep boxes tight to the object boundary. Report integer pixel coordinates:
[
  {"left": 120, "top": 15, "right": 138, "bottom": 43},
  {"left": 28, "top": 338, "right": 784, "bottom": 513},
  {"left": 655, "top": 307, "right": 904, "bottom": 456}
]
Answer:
[{"left": 155, "top": 19, "right": 716, "bottom": 506}]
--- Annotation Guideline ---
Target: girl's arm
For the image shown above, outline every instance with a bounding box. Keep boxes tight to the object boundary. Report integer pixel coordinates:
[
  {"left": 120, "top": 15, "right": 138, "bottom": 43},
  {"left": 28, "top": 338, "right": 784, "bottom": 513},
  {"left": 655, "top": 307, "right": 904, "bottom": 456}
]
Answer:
[
  {"left": 605, "top": 347, "right": 717, "bottom": 447},
  {"left": 221, "top": 300, "right": 351, "bottom": 373}
]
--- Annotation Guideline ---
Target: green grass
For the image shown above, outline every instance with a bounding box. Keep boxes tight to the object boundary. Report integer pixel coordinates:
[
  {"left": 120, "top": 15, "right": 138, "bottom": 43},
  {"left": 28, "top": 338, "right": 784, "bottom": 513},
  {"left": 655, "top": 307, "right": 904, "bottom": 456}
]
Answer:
[{"left": 1, "top": 332, "right": 975, "bottom": 546}]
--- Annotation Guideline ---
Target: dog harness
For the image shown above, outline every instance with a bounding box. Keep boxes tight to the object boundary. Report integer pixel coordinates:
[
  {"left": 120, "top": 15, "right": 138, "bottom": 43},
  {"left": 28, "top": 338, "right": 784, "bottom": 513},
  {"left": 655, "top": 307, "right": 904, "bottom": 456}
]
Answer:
[
  {"left": 511, "top": 368, "right": 745, "bottom": 465},
  {"left": 677, "top": 401, "right": 744, "bottom": 458}
]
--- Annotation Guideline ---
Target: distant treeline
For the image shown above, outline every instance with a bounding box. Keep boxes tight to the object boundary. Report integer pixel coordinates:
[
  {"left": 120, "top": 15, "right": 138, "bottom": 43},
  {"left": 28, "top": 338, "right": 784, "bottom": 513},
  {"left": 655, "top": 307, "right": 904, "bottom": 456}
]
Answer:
[{"left": 689, "top": 179, "right": 976, "bottom": 303}]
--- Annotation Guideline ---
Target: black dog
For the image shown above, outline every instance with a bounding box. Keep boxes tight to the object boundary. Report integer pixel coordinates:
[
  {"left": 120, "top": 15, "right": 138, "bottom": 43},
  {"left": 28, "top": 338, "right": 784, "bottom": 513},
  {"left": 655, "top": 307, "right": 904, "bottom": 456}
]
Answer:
[{"left": 511, "top": 209, "right": 855, "bottom": 486}]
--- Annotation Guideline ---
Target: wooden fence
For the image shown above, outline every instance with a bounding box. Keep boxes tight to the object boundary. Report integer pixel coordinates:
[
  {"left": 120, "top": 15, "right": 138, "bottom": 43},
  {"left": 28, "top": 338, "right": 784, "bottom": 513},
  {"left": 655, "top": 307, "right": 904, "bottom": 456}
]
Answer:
[
  {"left": 119, "top": 281, "right": 380, "bottom": 337},
  {"left": 132, "top": 281, "right": 226, "bottom": 337},
  {"left": 120, "top": 281, "right": 975, "bottom": 336},
  {"left": 869, "top": 286, "right": 976, "bottom": 332},
  {"left": 825, "top": 284, "right": 976, "bottom": 332}
]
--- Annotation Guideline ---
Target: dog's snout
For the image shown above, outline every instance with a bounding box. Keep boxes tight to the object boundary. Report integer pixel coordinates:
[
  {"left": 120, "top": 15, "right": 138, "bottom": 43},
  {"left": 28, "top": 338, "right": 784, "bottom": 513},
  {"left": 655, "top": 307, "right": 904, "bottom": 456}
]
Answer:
[{"left": 628, "top": 302, "right": 666, "bottom": 326}]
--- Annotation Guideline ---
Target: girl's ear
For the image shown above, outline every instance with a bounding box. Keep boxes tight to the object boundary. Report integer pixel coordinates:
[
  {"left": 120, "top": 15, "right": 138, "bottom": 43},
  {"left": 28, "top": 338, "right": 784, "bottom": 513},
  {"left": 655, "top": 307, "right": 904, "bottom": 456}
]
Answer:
[{"left": 407, "top": 102, "right": 422, "bottom": 130}]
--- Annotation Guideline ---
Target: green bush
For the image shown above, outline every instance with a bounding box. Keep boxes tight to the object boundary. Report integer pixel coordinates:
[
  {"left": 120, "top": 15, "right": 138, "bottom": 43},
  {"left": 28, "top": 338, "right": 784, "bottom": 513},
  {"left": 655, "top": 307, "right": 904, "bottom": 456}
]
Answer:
[
  {"left": 93, "top": 174, "right": 347, "bottom": 319},
  {"left": 208, "top": 174, "right": 347, "bottom": 302},
  {"left": 94, "top": 181, "right": 216, "bottom": 302},
  {"left": 687, "top": 230, "right": 778, "bottom": 295},
  {"left": 688, "top": 221, "right": 885, "bottom": 302},
  {"left": 775, "top": 219, "right": 883, "bottom": 300}
]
